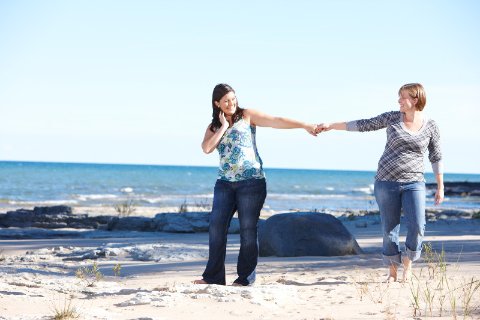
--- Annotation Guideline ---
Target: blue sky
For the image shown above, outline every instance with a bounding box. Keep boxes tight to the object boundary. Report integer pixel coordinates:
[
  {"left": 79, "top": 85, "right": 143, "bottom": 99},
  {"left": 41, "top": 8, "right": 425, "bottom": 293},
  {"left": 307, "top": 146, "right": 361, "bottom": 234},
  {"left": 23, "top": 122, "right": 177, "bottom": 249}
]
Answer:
[{"left": 1, "top": 1, "right": 479, "bottom": 173}]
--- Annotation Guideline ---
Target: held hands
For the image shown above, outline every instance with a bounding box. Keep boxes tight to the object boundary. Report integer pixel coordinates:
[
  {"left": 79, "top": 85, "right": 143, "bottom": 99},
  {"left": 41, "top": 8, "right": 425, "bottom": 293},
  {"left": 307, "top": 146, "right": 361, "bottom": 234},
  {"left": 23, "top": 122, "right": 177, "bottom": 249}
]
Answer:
[
  {"left": 305, "top": 123, "right": 319, "bottom": 136},
  {"left": 300, "top": 123, "right": 332, "bottom": 136},
  {"left": 304, "top": 123, "right": 334, "bottom": 136},
  {"left": 314, "top": 123, "right": 333, "bottom": 134}
]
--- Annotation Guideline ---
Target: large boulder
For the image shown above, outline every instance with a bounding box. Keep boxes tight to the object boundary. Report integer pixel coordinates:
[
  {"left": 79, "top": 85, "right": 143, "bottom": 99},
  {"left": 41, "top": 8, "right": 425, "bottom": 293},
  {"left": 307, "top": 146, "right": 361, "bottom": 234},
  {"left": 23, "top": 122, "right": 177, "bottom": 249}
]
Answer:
[{"left": 259, "top": 212, "right": 362, "bottom": 257}]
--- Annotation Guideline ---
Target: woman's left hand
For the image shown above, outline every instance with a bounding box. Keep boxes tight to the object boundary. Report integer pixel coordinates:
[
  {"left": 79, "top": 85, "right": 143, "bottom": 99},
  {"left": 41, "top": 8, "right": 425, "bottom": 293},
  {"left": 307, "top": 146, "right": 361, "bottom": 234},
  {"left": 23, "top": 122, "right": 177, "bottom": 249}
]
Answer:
[{"left": 434, "top": 187, "right": 444, "bottom": 205}]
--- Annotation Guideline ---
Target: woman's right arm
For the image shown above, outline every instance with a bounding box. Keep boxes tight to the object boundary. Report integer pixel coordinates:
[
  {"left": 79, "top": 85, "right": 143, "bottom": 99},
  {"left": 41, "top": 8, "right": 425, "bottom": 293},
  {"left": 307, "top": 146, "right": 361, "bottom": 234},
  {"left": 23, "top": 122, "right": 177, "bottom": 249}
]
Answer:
[
  {"left": 201, "top": 125, "right": 226, "bottom": 154},
  {"left": 201, "top": 112, "right": 229, "bottom": 154}
]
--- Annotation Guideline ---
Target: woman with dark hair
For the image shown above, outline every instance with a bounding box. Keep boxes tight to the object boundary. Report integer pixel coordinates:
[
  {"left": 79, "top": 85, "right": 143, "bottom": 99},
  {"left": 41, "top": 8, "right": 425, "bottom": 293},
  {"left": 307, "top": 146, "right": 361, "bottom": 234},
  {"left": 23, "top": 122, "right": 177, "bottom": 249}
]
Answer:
[
  {"left": 194, "top": 83, "right": 317, "bottom": 286},
  {"left": 317, "top": 83, "right": 444, "bottom": 283}
]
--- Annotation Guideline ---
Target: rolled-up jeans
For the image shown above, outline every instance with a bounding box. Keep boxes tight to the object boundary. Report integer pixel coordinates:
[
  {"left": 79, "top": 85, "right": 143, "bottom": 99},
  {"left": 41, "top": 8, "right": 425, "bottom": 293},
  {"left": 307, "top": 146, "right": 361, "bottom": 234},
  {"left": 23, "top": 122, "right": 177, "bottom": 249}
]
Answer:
[
  {"left": 374, "top": 180, "right": 426, "bottom": 266},
  {"left": 202, "top": 178, "right": 267, "bottom": 285}
]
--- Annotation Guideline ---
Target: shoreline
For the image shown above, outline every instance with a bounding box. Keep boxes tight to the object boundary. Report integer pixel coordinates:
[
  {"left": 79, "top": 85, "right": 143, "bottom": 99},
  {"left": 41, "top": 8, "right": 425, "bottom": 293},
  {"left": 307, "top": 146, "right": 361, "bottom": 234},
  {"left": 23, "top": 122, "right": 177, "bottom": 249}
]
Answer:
[{"left": 1, "top": 203, "right": 479, "bottom": 216}]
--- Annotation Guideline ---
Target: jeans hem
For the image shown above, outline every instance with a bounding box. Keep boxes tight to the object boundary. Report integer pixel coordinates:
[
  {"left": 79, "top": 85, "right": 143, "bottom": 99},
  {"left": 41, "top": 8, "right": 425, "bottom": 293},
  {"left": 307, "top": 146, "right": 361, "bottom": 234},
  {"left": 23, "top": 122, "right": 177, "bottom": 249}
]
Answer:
[
  {"left": 200, "top": 276, "right": 226, "bottom": 286},
  {"left": 405, "top": 247, "right": 422, "bottom": 262},
  {"left": 382, "top": 253, "right": 401, "bottom": 266}
]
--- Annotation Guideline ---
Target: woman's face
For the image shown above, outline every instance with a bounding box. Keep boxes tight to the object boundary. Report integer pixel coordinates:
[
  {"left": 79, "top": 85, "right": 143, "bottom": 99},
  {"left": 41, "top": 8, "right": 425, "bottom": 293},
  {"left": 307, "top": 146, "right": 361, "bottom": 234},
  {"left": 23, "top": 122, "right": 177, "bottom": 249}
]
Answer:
[
  {"left": 398, "top": 90, "right": 418, "bottom": 112},
  {"left": 215, "top": 91, "right": 237, "bottom": 116}
]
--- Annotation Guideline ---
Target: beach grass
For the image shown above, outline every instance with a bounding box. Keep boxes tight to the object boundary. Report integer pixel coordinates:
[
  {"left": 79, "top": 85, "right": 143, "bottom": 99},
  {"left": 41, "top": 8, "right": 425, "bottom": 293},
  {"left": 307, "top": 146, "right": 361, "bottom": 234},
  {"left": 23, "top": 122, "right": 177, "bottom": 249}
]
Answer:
[
  {"left": 407, "top": 242, "right": 480, "bottom": 318},
  {"left": 350, "top": 242, "right": 480, "bottom": 319},
  {"left": 51, "top": 295, "right": 80, "bottom": 320},
  {"left": 114, "top": 198, "right": 136, "bottom": 217},
  {"left": 75, "top": 261, "right": 103, "bottom": 287},
  {"left": 113, "top": 263, "right": 122, "bottom": 277}
]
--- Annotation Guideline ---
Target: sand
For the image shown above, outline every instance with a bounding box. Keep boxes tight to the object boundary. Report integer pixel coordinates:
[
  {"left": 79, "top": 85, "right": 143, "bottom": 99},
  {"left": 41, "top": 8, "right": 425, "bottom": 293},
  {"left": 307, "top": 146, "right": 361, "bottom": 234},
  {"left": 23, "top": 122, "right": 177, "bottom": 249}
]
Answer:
[{"left": 1, "top": 214, "right": 480, "bottom": 320}]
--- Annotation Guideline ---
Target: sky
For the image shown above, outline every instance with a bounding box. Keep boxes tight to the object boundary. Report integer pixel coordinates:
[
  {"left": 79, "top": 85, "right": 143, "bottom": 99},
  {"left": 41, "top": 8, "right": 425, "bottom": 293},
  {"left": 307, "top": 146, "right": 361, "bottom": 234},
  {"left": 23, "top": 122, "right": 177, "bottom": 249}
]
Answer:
[{"left": 0, "top": 1, "right": 479, "bottom": 174}]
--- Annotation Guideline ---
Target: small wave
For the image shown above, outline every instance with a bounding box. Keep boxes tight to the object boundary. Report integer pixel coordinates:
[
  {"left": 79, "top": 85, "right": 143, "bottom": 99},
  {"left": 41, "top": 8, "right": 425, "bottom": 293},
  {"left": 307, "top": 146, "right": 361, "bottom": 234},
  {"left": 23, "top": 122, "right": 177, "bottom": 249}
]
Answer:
[
  {"left": 120, "top": 187, "right": 134, "bottom": 193},
  {"left": 75, "top": 194, "right": 119, "bottom": 201},
  {"left": 142, "top": 197, "right": 169, "bottom": 204},
  {"left": 325, "top": 187, "right": 335, "bottom": 191},
  {"left": 188, "top": 194, "right": 214, "bottom": 199},
  {"left": 140, "top": 194, "right": 213, "bottom": 204},
  {"left": 7, "top": 199, "right": 79, "bottom": 205},
  {"left": 268, "top": 193, "right": 347, "bottom": 200},
  {"left": 353, "top": 186, "right": 374, "bottom": 194}
]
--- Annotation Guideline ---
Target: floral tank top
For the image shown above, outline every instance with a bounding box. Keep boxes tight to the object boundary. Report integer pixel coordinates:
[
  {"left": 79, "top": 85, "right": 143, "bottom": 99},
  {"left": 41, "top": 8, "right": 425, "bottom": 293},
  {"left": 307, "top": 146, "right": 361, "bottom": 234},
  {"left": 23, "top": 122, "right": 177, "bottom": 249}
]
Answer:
[{"left": 217, "top": 118, "right": 265, "bottom": 182}]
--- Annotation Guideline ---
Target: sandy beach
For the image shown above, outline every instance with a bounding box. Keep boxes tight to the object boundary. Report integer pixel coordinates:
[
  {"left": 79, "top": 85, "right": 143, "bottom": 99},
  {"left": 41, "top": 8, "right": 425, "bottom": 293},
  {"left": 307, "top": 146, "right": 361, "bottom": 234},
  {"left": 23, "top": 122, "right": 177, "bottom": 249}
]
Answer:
[{"left": 1, "top": 208, "right": 479, "bottom": 320}]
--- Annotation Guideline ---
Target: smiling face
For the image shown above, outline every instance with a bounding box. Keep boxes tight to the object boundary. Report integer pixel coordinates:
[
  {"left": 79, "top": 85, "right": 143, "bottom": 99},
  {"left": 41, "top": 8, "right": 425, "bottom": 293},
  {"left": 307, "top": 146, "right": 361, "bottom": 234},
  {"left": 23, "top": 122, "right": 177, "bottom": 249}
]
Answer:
[
  {"left": 397, "top": 83, "right": 426, "bottom": 111},
  {"left": 215, "top": 91, "right": 237, "bottom": 116},
  {"left": 398, "top": 90, "right": 418, "bottom": 113}
]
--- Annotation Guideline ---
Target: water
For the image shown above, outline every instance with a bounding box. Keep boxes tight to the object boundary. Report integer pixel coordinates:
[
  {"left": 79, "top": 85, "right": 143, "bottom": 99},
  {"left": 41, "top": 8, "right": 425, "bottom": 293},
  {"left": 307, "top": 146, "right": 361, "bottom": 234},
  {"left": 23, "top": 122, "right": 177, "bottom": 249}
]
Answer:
[{"left": 1, "top": 161, "right": 479, "bottom": 212}]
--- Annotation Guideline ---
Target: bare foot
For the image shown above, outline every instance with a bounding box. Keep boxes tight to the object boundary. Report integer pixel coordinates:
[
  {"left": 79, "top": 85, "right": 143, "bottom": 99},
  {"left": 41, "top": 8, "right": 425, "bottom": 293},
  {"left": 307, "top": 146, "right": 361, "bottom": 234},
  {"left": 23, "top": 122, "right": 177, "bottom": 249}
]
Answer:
[
  {"left": 387, "top": 264, "right": 397, "bottom": 283},
  {"left": 402, "top": 257, "right": 412, "bottom": 282},
  {"left": 193, "top": 279, "right": 208, "bottom": 284},
  {"left": 231, "top": 282, "right": 244, "bottom": 287}
]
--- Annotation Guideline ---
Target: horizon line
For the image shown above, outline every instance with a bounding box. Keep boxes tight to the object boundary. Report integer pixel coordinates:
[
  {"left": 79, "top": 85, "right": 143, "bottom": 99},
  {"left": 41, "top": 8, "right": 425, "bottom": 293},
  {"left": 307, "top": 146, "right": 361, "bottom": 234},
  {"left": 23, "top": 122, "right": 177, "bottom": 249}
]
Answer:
[{"left": 1, "top": 159, "right": 479, "bottom": 176}]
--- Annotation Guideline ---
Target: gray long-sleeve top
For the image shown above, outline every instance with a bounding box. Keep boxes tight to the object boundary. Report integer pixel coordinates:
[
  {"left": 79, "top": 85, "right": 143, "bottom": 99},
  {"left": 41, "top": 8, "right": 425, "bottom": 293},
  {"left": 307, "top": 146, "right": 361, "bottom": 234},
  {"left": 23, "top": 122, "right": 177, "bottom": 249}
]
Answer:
[{"left": 346, "top": 111, "right": 443, "bottom": 182}]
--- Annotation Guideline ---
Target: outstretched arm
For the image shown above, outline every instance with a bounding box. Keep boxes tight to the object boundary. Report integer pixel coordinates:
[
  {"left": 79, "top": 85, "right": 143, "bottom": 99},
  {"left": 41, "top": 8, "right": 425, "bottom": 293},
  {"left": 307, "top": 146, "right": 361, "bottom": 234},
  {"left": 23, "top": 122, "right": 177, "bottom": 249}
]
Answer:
[
  {"left": 317, "top": 112, "right": 397, "bottom": 133},
  {"left": 245, "top": 109, "right": 317, "bottom": 136}
]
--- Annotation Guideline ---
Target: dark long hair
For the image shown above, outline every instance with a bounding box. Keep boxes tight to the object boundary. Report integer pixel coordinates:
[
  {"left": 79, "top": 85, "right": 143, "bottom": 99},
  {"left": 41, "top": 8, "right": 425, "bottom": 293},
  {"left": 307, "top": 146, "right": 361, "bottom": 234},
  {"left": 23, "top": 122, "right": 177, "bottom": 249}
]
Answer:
[{"left": 209, "top": 83, "right": 244, "bottom": 132}]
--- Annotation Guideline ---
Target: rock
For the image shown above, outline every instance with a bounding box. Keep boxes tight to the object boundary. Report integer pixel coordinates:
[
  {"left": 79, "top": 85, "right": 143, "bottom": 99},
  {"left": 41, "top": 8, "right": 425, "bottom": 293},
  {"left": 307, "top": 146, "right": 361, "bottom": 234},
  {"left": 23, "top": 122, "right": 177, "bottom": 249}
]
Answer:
[
  {"left": 1, "top": 209, "right": 35, "bottom": 228},
  {"left": 440, "top": 209, "right": 466, "bottom": 217},
  {"left": 0, "top": 206, "right": 103, "bottom": 229},
  {"left": 33, "top": 205, "right": 72, "bottom": 215},
  {"left": 152, "top": 212, "right": 239, "bottom": 233},
  {"left": 470, "top": 190, "right": 480, "bottom": 197},
  {"left": 32, "top": 222, "right": 68, "bottom": 229},
  {"left": 153, "top": 212, "right": 209, "bottom": 233},
  {"left": 104, "top": 248, "right": 121, "bottom": 256},
  {"left": 426, "top": 182, "right": 480, "bottom": 197},
  {"left": 355, "top": 221, "right": 368, "bottom": 228},
  {"left": 0, "top": 206, "right": 240, "bottom": 234},
  {"left": 259, "top": 212, "right": 362, "bottom": 257},
  {"left": 107, "top": 216, "right": 154, "bottom": 231},
  {"left": 426, "top": 212, "right": 437, "bottom": 221}
]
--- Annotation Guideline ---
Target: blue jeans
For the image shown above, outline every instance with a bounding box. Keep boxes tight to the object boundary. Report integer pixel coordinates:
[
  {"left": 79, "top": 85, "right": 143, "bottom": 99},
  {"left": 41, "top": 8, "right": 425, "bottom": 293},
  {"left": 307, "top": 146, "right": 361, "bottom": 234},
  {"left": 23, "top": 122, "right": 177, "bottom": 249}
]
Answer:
[
  {"left": 374, "top": 180, "right": 426, "bottom": 266},
  {"left": 202, "top": 178, "right": 267, "bottom": 285}
]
